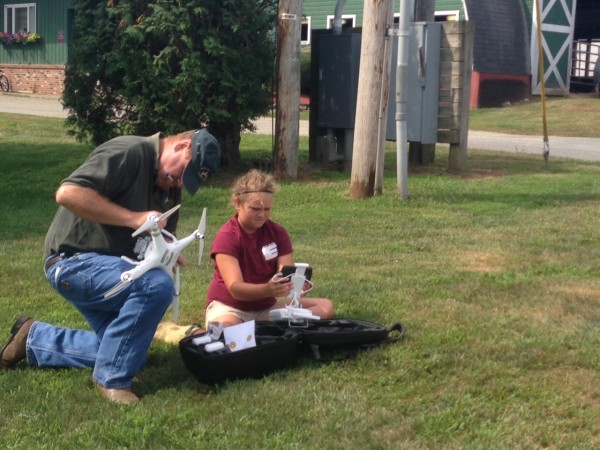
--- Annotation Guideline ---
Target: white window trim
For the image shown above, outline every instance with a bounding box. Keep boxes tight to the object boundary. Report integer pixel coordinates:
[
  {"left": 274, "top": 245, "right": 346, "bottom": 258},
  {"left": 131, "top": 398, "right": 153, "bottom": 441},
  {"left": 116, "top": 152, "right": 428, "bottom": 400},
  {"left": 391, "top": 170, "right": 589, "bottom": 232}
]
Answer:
[
  {"left": 435, "top": 10, "right": 460, "bottom": 21},
  {"left": 393, "top": 10, "right": 461, "bottom": 23},
  {"left": 4, "top": 3, "right": 37, "bottom": 34},
  {"left": 301, "top": 16, "right": 311, "bottom": 46},
  {"left": 326, "top": 14, "right": 356, "bottom": 29}
]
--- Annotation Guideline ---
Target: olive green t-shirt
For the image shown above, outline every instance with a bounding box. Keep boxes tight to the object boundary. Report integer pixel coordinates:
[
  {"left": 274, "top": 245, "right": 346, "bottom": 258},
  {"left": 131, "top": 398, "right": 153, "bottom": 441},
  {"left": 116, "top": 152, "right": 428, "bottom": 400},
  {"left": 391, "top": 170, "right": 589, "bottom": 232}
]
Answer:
[{"left": 44, "top": 133, "right": 181, "bottom": 260}]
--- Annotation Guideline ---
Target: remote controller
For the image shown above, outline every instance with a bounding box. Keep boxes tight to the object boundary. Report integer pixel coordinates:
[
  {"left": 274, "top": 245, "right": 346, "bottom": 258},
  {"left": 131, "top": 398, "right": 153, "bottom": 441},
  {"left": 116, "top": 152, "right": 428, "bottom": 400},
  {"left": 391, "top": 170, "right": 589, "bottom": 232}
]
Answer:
[{"left": 288, "top": 274, "right": 305, "bottom": 303}]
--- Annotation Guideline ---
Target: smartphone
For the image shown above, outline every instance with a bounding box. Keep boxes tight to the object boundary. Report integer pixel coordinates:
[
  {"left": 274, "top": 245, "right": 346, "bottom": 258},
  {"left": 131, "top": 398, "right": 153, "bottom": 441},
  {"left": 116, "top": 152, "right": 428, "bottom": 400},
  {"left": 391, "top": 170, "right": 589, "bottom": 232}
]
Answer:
[{"left": 281, "top": 264, "right": 312, "bottom": 280}]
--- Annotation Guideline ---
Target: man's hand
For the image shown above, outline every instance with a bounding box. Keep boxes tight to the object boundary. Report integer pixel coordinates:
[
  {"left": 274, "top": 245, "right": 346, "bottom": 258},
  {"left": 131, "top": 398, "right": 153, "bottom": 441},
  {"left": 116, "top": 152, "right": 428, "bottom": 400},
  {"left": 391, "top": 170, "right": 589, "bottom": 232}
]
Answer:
[{"left": 57, "top": 184, "right": 167, "bottom": 232}]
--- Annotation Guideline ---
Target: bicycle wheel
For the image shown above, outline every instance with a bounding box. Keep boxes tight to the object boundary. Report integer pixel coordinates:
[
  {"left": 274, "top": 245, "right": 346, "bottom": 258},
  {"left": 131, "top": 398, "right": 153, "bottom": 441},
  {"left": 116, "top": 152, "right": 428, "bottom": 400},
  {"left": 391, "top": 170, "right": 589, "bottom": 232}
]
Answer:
[{"left": 0, "top": 75, "right": 9, "bottom": 92}]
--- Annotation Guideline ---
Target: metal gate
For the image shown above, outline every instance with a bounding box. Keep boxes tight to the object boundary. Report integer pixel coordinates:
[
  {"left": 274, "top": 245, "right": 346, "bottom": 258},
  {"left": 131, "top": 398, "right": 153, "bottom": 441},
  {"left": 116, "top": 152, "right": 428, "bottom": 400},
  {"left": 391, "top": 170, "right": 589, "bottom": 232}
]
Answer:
[{"left": 571, "top": 39, "right": 600, "bottom": 91}]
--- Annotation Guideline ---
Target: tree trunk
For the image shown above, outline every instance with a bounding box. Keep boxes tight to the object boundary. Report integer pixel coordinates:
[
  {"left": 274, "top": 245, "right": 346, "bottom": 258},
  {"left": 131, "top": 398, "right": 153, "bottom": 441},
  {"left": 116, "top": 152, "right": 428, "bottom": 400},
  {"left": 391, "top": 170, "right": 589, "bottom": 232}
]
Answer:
[{"left": 216, "top": 127, "right": 241, "bottom": 167}]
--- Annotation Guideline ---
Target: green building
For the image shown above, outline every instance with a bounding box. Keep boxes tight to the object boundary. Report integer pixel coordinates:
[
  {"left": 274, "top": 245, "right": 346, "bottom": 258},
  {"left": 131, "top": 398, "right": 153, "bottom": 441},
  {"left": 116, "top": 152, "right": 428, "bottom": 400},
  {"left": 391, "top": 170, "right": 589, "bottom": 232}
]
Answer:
[
  {"left": 1, "top": 0, "right": 598, "bottom": 101},
  {"left": 303, "top": 0, "right": 599, "bottom": 107},
  {"left": 1, "top": 0, "right": 73, "bottom": 94}
]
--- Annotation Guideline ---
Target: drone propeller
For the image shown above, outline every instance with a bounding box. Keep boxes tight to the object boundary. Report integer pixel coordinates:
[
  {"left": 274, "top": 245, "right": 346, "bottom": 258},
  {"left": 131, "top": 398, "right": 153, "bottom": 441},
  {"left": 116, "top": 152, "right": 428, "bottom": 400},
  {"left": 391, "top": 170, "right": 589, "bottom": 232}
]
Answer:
[
  {"left": 132, "top": 204, "right": 181, "bottom": 238},
  {"left": 198, "top": 207, "right": 207, "bottom": 265}
]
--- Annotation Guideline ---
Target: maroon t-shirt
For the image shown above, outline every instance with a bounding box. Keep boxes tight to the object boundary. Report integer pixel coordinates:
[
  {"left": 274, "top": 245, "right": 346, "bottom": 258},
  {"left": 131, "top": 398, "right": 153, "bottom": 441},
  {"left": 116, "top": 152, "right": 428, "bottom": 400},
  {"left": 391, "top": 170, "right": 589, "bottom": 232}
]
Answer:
[{"left": 206, "top": 214, "right": 293, "bottom": 311}]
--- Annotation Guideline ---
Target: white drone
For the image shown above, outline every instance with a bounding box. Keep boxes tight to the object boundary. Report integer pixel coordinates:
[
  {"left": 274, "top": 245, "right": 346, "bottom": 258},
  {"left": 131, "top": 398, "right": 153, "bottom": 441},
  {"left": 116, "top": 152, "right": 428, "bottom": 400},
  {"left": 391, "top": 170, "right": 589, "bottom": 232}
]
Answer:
[{"left": 104, "top": 204, "right": 207, "bottom": 321}]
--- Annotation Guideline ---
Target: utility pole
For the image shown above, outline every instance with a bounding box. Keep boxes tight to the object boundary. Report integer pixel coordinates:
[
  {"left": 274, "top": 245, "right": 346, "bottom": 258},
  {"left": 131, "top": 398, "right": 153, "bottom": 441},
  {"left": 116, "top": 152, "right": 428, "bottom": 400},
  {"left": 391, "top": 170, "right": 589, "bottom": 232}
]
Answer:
[
  {"left": 395, "top": 0, "right": 411, "bottom": 200},
  {"left": 374, "top": 0, "right": 395, "bottom": 195},
  {"left": 350, "top": 0, "right": 393, "bottom": 199},
  {"left": 274, "top": 0, "right": 302, "bottom": 179}
]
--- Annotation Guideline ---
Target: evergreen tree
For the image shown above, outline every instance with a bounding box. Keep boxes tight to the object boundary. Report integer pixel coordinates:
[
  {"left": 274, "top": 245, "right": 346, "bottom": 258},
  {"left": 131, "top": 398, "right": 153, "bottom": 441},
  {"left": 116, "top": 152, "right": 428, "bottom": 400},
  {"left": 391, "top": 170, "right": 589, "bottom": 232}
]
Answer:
[{"left": 63, "top": 0, "right": 276, "bottom": 165}]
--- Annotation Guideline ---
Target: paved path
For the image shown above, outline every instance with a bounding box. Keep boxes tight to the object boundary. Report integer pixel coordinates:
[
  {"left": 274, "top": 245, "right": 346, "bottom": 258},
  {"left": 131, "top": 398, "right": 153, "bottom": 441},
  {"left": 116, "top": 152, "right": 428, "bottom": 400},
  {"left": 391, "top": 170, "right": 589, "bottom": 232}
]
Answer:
[
  {"left": 2, "top": 92, "right": 599, "bottom": 162},
  {"left": 459, "top": 131, "right": 600, "bottom": 162},
  {"left": 1, "top": 92, "right": 67, "bottom": 118}
]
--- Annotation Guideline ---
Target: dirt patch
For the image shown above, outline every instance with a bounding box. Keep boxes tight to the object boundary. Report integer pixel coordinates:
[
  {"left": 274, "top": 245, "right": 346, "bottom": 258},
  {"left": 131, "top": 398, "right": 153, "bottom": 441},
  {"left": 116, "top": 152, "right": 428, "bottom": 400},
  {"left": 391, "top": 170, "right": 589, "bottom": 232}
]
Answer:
[
  {"left": 460, "top": 250, "right": 505, "bottom": 273},
  {"left": 553, "top": 284, "right": 600, "bottom": 300},
  {"left": 409, "top": 165, "right": 506, "bottom": 181},
  {"left": 459, "top": 168, "right": 507, "bottom": 181}
]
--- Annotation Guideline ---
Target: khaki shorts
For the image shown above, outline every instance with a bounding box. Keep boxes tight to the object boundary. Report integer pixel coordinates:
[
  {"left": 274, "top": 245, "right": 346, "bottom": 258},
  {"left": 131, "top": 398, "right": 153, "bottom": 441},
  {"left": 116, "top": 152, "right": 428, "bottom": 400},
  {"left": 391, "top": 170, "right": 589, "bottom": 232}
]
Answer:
[{"left": 205, "top": 300, "right": 282, "bottom": 327}]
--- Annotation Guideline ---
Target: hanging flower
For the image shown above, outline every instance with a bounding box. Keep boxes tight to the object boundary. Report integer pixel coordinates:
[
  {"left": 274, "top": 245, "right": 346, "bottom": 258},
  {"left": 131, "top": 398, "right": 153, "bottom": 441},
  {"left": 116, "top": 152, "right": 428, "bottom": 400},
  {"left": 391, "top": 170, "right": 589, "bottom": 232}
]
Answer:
[{"left": 0, "top": 32, "right": 42, "bottom": 45}]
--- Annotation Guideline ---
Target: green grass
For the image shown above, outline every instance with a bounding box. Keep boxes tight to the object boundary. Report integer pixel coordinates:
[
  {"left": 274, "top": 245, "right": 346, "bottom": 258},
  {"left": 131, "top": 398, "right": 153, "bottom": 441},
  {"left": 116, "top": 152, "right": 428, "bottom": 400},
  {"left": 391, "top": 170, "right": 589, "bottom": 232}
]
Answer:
[
  {"left": 307, "top": 93, "right": 599, "bottom": 134},
  {"left": 2, "top": 106, "right": 600, "bottom": 448},
  {"left": 468, "top": 94, "right": 600, "bottom": 137}
]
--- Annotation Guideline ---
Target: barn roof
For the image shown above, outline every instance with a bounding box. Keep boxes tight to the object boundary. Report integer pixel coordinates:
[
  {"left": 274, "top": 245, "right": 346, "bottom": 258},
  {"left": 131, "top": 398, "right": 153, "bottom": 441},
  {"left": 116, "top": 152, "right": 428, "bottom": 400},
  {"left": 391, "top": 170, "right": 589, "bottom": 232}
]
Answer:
[{"left": 465, "top": 0, "right": 530, "bottom": 75}]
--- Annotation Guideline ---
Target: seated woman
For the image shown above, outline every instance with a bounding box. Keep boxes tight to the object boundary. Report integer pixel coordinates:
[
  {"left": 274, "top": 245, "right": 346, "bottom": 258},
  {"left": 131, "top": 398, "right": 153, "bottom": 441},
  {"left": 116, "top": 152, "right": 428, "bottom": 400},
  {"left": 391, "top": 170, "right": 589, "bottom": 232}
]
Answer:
[{"left": 205, "top": 169, "right": 334, "bottom": 327}]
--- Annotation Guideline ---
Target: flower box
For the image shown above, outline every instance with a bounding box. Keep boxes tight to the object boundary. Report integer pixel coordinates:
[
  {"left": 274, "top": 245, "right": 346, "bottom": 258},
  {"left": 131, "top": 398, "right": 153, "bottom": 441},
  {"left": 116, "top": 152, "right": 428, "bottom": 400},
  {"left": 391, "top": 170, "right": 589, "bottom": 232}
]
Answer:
[{"left": 0, "top": 32, "right": 42, "bottom": 46}]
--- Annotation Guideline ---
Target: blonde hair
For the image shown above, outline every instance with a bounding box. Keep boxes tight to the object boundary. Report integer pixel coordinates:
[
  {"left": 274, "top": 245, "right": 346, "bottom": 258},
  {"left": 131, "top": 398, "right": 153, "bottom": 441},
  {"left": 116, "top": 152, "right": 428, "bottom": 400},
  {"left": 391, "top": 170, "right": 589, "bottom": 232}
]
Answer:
[{"left": 232, "top": 169, "right": 277, "bottom": 203}]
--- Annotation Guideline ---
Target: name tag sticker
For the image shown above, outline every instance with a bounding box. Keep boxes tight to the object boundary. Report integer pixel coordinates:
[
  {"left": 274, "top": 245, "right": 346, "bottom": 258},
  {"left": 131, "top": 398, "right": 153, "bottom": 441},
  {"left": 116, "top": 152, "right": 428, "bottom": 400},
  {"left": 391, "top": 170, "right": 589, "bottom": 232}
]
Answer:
[{"left": 262, "top": 242, "right": 278, "bottom": 261}]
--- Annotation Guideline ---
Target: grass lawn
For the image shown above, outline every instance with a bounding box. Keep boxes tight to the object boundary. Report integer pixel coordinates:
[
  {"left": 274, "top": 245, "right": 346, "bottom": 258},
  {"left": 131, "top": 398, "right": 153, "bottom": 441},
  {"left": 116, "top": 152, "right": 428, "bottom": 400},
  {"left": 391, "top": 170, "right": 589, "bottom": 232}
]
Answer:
[
  {"left": 468, "top": 94, "right": 600, "bottom": 138},
  {"left": 1, "top": 100, "right": 600, "bottom": 448}
]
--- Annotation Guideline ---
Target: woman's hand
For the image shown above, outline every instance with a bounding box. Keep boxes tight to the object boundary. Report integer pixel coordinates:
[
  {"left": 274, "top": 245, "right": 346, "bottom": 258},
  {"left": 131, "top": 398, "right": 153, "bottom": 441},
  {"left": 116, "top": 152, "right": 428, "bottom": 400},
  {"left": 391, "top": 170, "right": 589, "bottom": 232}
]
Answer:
[{"left": 269, "top": 275, "right": 293, "bottom": 298}]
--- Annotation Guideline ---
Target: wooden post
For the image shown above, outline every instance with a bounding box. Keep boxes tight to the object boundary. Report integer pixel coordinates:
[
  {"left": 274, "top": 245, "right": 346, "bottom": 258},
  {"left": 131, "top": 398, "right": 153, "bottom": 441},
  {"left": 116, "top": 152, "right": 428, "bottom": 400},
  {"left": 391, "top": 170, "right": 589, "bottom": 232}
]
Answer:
[
  {"left": 350, "top": 0, "right": 390, "bottom": 199},
  {"left": 374, "top": 0, "right": 394, "bottom": 195},
  {"left": 273, "top": 0, "right": 302, "bottom": 179},
  {"left": 436, "top": 21, "right": 474, "bottom": 172},
  {"left": 445, "top": 21, "right": 474, "bottom": 172}
]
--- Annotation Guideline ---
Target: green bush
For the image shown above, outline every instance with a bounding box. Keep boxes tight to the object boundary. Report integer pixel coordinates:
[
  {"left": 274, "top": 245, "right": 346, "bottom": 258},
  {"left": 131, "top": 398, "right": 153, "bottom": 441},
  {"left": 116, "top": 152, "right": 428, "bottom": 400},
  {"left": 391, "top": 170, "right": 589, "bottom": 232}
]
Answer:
[{"left": 63, "top": 0, "right": 278, "bottom": 166}]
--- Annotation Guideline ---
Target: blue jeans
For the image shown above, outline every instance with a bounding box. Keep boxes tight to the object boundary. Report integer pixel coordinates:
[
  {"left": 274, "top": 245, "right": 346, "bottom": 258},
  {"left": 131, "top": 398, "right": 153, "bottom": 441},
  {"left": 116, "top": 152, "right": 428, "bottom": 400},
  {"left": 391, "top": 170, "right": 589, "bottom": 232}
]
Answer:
[{"left": 27, "top": 252, "right": 173, "bottom": 389}]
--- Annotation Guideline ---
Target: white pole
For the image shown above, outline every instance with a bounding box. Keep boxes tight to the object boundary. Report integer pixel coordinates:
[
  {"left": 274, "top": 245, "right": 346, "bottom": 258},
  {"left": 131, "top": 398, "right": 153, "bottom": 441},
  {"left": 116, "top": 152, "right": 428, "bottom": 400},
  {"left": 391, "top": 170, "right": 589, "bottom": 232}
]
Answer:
[
  {"left": 461, "top": 0, "right": 469, "bottom": 21},
  {"left": 396, "top": 0, "right": 411, "bottom": 200}
]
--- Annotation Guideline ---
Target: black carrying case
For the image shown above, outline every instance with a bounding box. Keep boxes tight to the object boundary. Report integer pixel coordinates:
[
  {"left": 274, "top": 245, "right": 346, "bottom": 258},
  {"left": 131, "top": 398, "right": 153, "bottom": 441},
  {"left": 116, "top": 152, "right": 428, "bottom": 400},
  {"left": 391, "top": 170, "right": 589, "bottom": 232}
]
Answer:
[
  {"left": 179, "top": 319, "right": 405, "bottom": 384},
  {"left": 179, "top": 321, "right": 301, "bottom": 385},
  {"left": 299, "top": 318, "right": 405, "bottom": 360}
]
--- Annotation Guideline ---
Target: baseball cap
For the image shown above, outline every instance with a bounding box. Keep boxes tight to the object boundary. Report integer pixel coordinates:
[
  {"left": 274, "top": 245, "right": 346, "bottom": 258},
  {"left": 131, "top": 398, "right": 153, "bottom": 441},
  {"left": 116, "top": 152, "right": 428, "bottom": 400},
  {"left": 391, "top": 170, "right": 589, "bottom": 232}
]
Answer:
[{"left": 182, "top": 129, "right": 221, "bottom": 196}]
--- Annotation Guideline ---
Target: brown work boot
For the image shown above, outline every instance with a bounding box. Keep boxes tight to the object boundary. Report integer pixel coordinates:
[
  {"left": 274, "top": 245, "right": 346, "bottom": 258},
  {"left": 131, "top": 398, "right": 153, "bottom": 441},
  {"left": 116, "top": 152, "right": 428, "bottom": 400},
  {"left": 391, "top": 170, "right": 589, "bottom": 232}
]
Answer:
[
  {"left": 0, "top": 315, "right": 33, "bottom": 369},
  {"left": 94, "top": 382, "right": 140, "bottom": 405}
]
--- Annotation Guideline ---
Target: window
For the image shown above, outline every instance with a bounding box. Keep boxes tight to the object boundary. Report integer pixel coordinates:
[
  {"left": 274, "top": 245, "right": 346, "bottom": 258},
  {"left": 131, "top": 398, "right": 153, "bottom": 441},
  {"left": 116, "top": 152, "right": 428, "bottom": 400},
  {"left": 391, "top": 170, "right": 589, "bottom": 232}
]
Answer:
[
  {"left": 301, "top": 16, "right": 311, "bottom": 46},
  {"left": 571, "top": 39, "right": 600, "bottom": 78},
  {"left": 326, "top": 14, "right": 356, "bottom": 30},
  {"left": 4, "top": 3, "right": 36, "bottom": 34},
  {"left": 434, "top": 10, "right": 460, "bottom": 22},
  {"left": 393, "top": 10, "right": 460, "bottom": 24}
]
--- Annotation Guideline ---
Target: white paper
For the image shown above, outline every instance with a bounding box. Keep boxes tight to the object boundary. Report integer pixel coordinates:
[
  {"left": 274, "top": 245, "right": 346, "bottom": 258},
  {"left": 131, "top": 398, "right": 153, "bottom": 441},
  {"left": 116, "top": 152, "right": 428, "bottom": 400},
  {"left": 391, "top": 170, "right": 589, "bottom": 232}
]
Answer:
[{"left": 224, "top": 320, "right": 256, "bottom": 352}]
